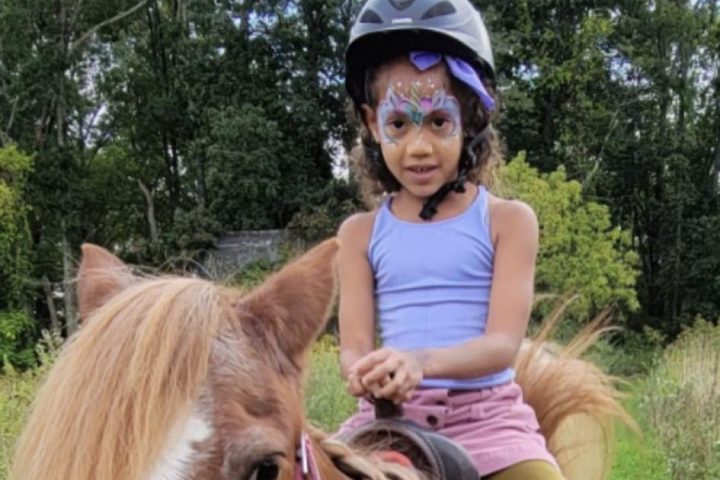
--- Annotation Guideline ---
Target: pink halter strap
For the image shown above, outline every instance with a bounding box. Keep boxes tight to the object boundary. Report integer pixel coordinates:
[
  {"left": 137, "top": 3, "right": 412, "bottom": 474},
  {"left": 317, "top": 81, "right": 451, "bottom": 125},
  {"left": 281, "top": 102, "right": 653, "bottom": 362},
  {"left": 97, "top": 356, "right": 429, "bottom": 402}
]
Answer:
[{"left": 295, "top": 432, "right": 322, "bottom": 480}]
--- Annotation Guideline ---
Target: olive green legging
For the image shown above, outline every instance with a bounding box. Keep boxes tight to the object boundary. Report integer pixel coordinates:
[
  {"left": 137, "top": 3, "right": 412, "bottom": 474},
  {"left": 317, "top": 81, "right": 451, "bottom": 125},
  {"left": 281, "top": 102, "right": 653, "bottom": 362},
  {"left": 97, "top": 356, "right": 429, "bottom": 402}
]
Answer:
[{"left": 485, "top": 460, "right": 565, "bottom": 480}]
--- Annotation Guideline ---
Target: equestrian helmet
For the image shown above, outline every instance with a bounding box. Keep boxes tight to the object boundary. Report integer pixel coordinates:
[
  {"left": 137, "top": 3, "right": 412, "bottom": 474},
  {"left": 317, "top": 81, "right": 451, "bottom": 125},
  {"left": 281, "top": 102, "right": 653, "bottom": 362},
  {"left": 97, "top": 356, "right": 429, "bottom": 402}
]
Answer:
[{"left": 345, "top": 0, "right": 495, "bottom": 108}]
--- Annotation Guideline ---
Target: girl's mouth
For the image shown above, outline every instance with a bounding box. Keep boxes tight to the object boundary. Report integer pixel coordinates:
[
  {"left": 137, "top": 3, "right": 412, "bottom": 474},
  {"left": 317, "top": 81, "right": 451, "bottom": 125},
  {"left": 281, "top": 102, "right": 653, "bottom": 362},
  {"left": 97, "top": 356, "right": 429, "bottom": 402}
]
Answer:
[
  {"left": 408, "top": 165, "right": 437, "bottom": 174},
  {"left": 407, "top": 165, "right": 438, "bottom": 184}
]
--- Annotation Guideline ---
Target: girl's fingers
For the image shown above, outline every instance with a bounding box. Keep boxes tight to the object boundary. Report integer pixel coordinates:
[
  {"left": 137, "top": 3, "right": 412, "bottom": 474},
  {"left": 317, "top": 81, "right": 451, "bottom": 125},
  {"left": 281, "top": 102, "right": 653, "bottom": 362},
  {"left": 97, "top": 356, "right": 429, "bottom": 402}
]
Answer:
[
  {"left": 345, "top": 372, "right": 367, "bottom": 397},
  {"left": 361, "top": 356, "right": 400, "bottom": 386},
  {"left": 351, "top": 349, "right": 391, "bottom": 376},
  {"left": 377, "top": 369, "right": 407, "bottom": 399}
]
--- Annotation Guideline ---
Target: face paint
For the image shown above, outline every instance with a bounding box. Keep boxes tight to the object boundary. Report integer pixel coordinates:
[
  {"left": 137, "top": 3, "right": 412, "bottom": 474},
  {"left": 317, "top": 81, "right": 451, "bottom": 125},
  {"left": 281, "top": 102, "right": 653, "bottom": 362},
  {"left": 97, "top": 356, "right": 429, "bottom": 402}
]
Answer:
[{"left": 377, "top": 84, "right": 461, "bottom": 144}]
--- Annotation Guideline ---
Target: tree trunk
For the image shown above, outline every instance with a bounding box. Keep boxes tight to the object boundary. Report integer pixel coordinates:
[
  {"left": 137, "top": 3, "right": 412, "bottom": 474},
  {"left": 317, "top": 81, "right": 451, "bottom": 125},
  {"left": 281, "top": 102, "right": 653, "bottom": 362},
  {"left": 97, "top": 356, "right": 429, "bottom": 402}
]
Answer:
[
  {"left": 138, "top": 179, "right": 159, "bottom": 244},
  {"left": 42, "top": 275, "right": 60, "bottom": 333},
  {"left": 62, "top": 231, "right": 78, "bottom": 334}
]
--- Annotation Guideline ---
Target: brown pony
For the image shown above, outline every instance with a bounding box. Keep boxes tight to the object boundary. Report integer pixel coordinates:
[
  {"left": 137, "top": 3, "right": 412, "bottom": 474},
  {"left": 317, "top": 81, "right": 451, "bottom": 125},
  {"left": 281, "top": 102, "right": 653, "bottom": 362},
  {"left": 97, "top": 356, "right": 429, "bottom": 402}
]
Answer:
[{"left": 11, "top": 239, "right": 634, "bottom": 480}]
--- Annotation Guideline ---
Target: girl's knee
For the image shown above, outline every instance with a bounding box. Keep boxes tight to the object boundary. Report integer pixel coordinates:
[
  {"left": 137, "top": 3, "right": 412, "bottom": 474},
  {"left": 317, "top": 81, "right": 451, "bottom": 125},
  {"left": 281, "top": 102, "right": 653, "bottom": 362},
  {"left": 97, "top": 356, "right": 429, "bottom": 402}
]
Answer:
[{"left": 486, "top": 460, "right": 564, "bottom": 480}]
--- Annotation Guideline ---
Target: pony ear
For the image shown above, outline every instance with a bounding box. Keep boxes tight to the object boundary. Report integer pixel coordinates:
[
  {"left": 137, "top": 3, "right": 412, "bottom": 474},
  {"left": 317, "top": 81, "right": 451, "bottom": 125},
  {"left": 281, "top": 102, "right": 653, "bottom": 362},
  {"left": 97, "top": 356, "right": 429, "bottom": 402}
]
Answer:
[
  {"left": 77, "top": 244, "right": 133, "bottom": 320},
  {"left": 241, "top": 238, "right": 339, "bottom": 358}
]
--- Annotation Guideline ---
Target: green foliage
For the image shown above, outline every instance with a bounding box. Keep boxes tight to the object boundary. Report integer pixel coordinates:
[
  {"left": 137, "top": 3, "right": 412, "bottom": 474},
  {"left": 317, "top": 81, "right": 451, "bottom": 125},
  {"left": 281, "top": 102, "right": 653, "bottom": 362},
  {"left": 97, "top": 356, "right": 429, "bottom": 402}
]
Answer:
[
  {"left": 228, "top": 257, "right": 281, "bottom": 290},
  {"left": 609, "top": 394, "right": 671, "bottom": 480},
  {"left": 0, "top": 146, "right": 34, "bottom": 367},
  {"left": 0, "top": 146, "right": 33, "bottom": 307},
  {"left": 0, "top": 0, "right": 718, "bottom": 353},
  {"left": 641, "top": 319, "right": 720, "bottom": 479},
  {"left": 1, "top": 330, "right": 60, "bottom": 479},
  {"left": 0, "top": 311, "right": 34, "bottom": 369},
  {"left": 305, "top": 335, "right": 357, "bottom": 431},
  {"left": 205, "top": 105, "right": 285, "bottom": 230},
  {"left": 588, "top": 326, "right": 665, "bottom": 378},
  {"left": 502, "top": 153, "right": 639, "bottom": 321},
  {"left": 170, "top": 206, "right": 222, "bottom": 254},
  {"left": 287, "top": 179, "right": 360, "bottom": 243}
]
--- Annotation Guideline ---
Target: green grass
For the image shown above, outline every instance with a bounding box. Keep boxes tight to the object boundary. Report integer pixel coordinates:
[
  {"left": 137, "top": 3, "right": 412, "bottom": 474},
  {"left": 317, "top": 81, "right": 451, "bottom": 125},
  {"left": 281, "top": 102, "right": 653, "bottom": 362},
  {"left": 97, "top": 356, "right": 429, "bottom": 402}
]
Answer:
[
  {"left": 305, "top": 335, "right": 357, "bottom": 431},
  {"left": 609, "top": 395, "right": 670, "bottom": 480},
  {"left": 0, "top": 366, "right": 43, "bottom": 480}
]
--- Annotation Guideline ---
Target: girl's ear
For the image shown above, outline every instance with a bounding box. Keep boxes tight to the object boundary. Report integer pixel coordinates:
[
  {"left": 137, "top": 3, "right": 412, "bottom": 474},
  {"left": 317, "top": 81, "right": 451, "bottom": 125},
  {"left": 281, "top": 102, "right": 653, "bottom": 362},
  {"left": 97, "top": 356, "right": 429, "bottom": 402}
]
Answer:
[{"left": 361, "top": 104, "right": 380, "bottom": 142}]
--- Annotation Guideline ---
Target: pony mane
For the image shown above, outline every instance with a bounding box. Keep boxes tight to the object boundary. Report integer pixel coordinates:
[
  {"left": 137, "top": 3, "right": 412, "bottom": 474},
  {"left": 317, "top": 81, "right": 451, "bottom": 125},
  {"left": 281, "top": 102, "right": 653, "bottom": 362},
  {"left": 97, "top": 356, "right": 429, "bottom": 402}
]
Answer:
[
  {"left": 12, "top": 276, "right": 228, "bottom": 480},
  {"left": 308, "top": 427, "right": 425, "bottom": 480}
]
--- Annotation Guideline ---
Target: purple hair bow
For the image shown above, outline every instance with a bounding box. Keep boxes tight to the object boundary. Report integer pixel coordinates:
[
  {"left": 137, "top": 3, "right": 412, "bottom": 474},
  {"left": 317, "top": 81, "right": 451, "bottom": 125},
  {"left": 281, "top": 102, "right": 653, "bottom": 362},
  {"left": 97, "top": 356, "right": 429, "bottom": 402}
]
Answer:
[{"left": 409, "top": 51, "right": 495, "bottom": 112}]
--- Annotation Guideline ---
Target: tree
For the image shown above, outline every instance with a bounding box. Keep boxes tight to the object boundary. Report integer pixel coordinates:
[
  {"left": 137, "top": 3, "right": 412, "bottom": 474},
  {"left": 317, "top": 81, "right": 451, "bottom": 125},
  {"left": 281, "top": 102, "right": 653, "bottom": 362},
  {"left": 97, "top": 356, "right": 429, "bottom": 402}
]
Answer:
[{"left": 0, "top": 145, "right": 35, "bottom": 366}]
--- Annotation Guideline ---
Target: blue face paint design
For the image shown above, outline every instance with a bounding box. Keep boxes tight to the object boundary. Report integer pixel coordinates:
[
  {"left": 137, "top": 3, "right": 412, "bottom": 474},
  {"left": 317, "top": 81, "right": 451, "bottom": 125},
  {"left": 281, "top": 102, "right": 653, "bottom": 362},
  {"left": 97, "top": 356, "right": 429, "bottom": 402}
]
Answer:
[{"left": 377, "top": 84, "right": 461, "bottom": 144}]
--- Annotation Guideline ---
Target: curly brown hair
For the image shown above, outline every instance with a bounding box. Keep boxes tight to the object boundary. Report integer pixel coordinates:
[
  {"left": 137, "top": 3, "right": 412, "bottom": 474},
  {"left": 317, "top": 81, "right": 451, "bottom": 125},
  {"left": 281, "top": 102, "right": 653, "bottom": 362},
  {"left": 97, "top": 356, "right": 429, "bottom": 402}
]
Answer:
[{"left": 350, "top": 59, "right": 504, "bottom": 209}]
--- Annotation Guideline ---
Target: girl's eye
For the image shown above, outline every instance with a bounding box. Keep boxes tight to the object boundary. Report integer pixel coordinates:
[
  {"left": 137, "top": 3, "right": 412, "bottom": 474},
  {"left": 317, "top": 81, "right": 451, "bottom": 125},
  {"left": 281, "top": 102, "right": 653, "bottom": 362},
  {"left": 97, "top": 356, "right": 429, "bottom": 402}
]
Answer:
[
  {"left": 390, "top": 119, "right": 406, "bottom": 130},
  {"left": 431, "top": 117, "right": 449, "bottom": 129}
]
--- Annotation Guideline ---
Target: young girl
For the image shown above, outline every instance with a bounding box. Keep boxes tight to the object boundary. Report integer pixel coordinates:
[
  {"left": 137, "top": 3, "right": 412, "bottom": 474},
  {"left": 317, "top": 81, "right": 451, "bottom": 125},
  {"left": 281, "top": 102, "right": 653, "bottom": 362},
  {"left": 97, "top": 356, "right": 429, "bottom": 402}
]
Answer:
[{"left": 336, "top": 0, "right": 563, "bottom": 478}]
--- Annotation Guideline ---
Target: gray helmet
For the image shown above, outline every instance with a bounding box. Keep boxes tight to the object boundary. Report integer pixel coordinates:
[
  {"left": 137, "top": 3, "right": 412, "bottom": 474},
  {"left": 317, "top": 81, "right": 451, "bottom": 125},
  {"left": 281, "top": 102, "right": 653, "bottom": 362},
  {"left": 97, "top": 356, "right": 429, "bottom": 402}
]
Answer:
[{"left": 345, "top": 0, "right": 495, "bottom": 108}]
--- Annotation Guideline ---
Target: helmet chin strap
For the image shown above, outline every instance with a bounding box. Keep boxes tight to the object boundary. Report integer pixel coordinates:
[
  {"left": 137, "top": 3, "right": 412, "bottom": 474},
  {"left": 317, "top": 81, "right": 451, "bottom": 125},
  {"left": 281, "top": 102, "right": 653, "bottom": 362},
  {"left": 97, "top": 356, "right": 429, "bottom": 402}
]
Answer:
[
  {"left": 418, "top": 172, "right": 467, "bottom": 221},
  {"left": 419, "top": 129, "right": 487, "bottom": 221}
]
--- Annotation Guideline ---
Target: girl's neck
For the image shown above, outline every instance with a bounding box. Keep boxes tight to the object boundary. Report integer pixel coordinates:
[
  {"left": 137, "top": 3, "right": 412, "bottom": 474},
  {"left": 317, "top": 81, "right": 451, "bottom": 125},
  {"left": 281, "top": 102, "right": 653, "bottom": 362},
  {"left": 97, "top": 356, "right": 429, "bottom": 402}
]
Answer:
[{"left": 390, "top": 183, "right": 478, "bottom": 222}]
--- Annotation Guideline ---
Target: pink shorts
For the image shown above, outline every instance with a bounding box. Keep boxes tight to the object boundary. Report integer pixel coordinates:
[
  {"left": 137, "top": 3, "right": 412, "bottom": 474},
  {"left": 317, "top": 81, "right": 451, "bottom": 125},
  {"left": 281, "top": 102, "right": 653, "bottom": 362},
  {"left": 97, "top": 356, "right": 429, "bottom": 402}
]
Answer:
[{"left": 336, "top": 381, "right": 559, "bottom": 476}]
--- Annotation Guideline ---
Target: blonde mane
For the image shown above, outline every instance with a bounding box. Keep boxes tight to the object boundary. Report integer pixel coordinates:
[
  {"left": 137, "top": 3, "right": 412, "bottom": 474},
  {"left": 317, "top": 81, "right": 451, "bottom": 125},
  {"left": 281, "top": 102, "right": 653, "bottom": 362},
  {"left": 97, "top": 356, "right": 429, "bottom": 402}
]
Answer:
[{"left": 12, "top": 276, "right": 228, "bottom": 480}]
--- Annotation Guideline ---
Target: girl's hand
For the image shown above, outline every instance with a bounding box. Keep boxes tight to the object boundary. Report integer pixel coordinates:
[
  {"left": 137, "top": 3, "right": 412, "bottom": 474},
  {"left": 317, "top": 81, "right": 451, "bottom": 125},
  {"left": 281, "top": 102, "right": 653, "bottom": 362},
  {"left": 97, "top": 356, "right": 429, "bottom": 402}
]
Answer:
[
  {"left": 345, "top": 368, "right": 369, "bottom": 398},
  {"left": 350, "top": 348, "right": 424, "bottom": 404}
]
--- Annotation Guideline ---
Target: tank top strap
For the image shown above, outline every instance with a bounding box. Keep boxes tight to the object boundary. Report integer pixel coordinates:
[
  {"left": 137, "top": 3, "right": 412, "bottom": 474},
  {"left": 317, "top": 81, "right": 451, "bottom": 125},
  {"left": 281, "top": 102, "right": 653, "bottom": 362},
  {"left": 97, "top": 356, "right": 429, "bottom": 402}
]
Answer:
[
  {"left": 368, "top": 196, "right": 392, "bottom": 266},
  {"left": 473, "top": 185, "right": 492, "bottom": 244}
]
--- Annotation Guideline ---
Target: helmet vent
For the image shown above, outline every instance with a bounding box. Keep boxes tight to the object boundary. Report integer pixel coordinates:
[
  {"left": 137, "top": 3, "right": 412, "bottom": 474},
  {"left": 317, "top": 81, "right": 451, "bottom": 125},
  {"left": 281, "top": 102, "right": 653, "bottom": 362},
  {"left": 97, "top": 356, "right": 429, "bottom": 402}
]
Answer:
[
  {"left": 389, "top": 0, "right": 415, "bottom": 11},
  {"left": 420, "top": 1, "right": 457, "bottom": 19},
  {"left": 359, "top": 9, "right": 383, "bottom": 24}
]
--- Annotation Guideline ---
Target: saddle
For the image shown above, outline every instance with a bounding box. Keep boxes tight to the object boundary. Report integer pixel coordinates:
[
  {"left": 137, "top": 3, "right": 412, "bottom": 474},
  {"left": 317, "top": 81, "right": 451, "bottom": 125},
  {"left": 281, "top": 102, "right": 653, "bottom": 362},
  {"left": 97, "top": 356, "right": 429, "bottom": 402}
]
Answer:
[{"left": 337, "top": 399, "right": 481, "bottom": 480}]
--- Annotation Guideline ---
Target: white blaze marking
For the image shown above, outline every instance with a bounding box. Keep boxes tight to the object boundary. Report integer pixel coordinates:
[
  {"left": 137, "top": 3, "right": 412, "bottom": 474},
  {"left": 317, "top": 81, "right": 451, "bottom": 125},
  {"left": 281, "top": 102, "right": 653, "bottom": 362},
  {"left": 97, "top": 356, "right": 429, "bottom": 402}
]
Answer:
[{"left": 149, "top": 413, "right": 213, "bottom": 480}]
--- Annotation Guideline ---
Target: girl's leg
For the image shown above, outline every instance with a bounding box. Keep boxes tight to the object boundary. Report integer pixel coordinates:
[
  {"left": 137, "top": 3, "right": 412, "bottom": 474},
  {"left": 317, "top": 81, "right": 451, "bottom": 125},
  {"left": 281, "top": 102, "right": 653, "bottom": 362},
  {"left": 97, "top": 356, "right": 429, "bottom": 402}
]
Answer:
[{"left": 485, "top": 460, "right": 564, "bottom": 480}]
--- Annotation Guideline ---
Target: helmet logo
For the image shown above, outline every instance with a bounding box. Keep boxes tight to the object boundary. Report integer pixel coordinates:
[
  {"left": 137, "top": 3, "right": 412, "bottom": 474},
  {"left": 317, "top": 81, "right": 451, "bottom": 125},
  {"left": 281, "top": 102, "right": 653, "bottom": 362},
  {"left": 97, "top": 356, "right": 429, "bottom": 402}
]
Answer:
[{"left": 390, "top": 0, "right": 415, "bottom": 11}]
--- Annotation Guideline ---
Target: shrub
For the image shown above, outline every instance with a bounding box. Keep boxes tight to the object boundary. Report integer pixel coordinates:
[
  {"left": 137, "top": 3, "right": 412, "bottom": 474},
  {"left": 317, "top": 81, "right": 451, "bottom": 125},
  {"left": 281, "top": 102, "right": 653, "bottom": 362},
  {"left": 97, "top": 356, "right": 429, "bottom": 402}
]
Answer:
[
  {"left": 501, "top": 153, "right": 639, "bottom": 322},
  {"left": 0, "top": 311, "right": 35, "bottom": 369}
]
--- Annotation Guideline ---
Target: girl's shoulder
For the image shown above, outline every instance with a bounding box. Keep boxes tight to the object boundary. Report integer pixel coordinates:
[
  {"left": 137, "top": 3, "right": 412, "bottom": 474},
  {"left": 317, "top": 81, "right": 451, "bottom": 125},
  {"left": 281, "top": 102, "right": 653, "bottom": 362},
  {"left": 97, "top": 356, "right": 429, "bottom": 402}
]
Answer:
[
  {"left": 337, "top": 209, "right": 380, "bottom": 254},
  {"left": 487, "top": 194, "right": 538, "bottom": 246}
]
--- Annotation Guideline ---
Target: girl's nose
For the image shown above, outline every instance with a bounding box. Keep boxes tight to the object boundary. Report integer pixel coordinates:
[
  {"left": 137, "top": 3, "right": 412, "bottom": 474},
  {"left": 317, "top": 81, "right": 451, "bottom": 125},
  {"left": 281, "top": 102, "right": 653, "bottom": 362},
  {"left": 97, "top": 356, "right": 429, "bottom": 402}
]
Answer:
[{"left": 406, "top": 132, "right": 433, "bottom": 157}]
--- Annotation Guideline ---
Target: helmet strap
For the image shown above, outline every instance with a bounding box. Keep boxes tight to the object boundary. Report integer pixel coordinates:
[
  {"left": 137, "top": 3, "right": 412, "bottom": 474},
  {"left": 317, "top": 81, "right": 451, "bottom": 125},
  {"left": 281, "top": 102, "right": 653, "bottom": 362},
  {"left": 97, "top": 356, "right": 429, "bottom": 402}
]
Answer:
[{"left": 418, "top": 126, "right": 490, "bottom": 221}]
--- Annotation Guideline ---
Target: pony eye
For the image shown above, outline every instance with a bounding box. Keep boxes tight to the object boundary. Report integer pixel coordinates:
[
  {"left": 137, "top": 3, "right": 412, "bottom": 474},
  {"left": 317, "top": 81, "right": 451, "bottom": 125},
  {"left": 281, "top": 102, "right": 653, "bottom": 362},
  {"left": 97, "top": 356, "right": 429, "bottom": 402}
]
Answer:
[{"left": 247, "top": 458, "right": 279, "bottom": 480}]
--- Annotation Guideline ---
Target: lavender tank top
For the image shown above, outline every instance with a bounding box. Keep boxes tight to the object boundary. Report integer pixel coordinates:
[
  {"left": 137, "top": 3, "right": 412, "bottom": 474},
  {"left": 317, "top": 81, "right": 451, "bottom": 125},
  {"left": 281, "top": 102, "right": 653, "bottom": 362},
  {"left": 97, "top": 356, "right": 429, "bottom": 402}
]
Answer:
[{"left": 368, "top": 186, "right": 514, "bottom": 389}]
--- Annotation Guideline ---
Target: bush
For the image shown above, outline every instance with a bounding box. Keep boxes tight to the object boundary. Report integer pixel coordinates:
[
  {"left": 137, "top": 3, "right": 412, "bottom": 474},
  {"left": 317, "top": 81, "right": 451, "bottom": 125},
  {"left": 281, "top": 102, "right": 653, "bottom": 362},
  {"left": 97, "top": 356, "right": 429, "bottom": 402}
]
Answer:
[
  {"left": 640, "top": 319, "right": 720, "bottom": 479},
  {"left": 0, "top": 311, "right": 35, "bottom": 369},
  {"left": 502, "top": 153, "right": 639, "bottom": 322}
]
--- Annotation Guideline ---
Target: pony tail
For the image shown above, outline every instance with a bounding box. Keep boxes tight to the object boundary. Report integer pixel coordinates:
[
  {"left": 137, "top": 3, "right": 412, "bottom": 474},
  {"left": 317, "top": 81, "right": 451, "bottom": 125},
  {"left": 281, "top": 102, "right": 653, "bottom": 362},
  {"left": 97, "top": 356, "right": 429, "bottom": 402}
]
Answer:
[{"left": 514, "top": 309, "right": 639, "bottom": 480}]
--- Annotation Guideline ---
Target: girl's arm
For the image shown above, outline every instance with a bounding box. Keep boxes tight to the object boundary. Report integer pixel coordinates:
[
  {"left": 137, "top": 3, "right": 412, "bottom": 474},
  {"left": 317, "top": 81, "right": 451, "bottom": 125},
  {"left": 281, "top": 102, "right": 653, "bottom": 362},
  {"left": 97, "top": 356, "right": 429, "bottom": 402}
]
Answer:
[
  {"left": 356, "top": 199, "right": 538, "bottom": 396},
  {"left": 420, "top": 199, "right": 539, "bottom": 378},
  {"left": 337, "top": 212, "right": 377, "bottom": 395}
]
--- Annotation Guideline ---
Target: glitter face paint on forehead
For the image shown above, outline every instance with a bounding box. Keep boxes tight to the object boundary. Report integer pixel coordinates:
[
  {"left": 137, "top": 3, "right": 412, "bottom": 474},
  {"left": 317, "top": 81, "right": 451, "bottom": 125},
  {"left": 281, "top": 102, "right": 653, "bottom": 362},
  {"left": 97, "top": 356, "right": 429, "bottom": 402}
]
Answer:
[{"left": 377, "top": 82, "right": 461, "bottom": 144}]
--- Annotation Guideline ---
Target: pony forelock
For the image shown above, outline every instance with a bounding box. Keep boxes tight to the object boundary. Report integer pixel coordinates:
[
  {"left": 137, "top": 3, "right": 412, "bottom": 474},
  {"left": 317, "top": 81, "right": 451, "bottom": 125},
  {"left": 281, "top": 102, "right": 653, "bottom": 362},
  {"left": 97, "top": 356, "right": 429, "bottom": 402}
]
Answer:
[{"left": 12, "top": 276, "right": 228, "bottom": 480}]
